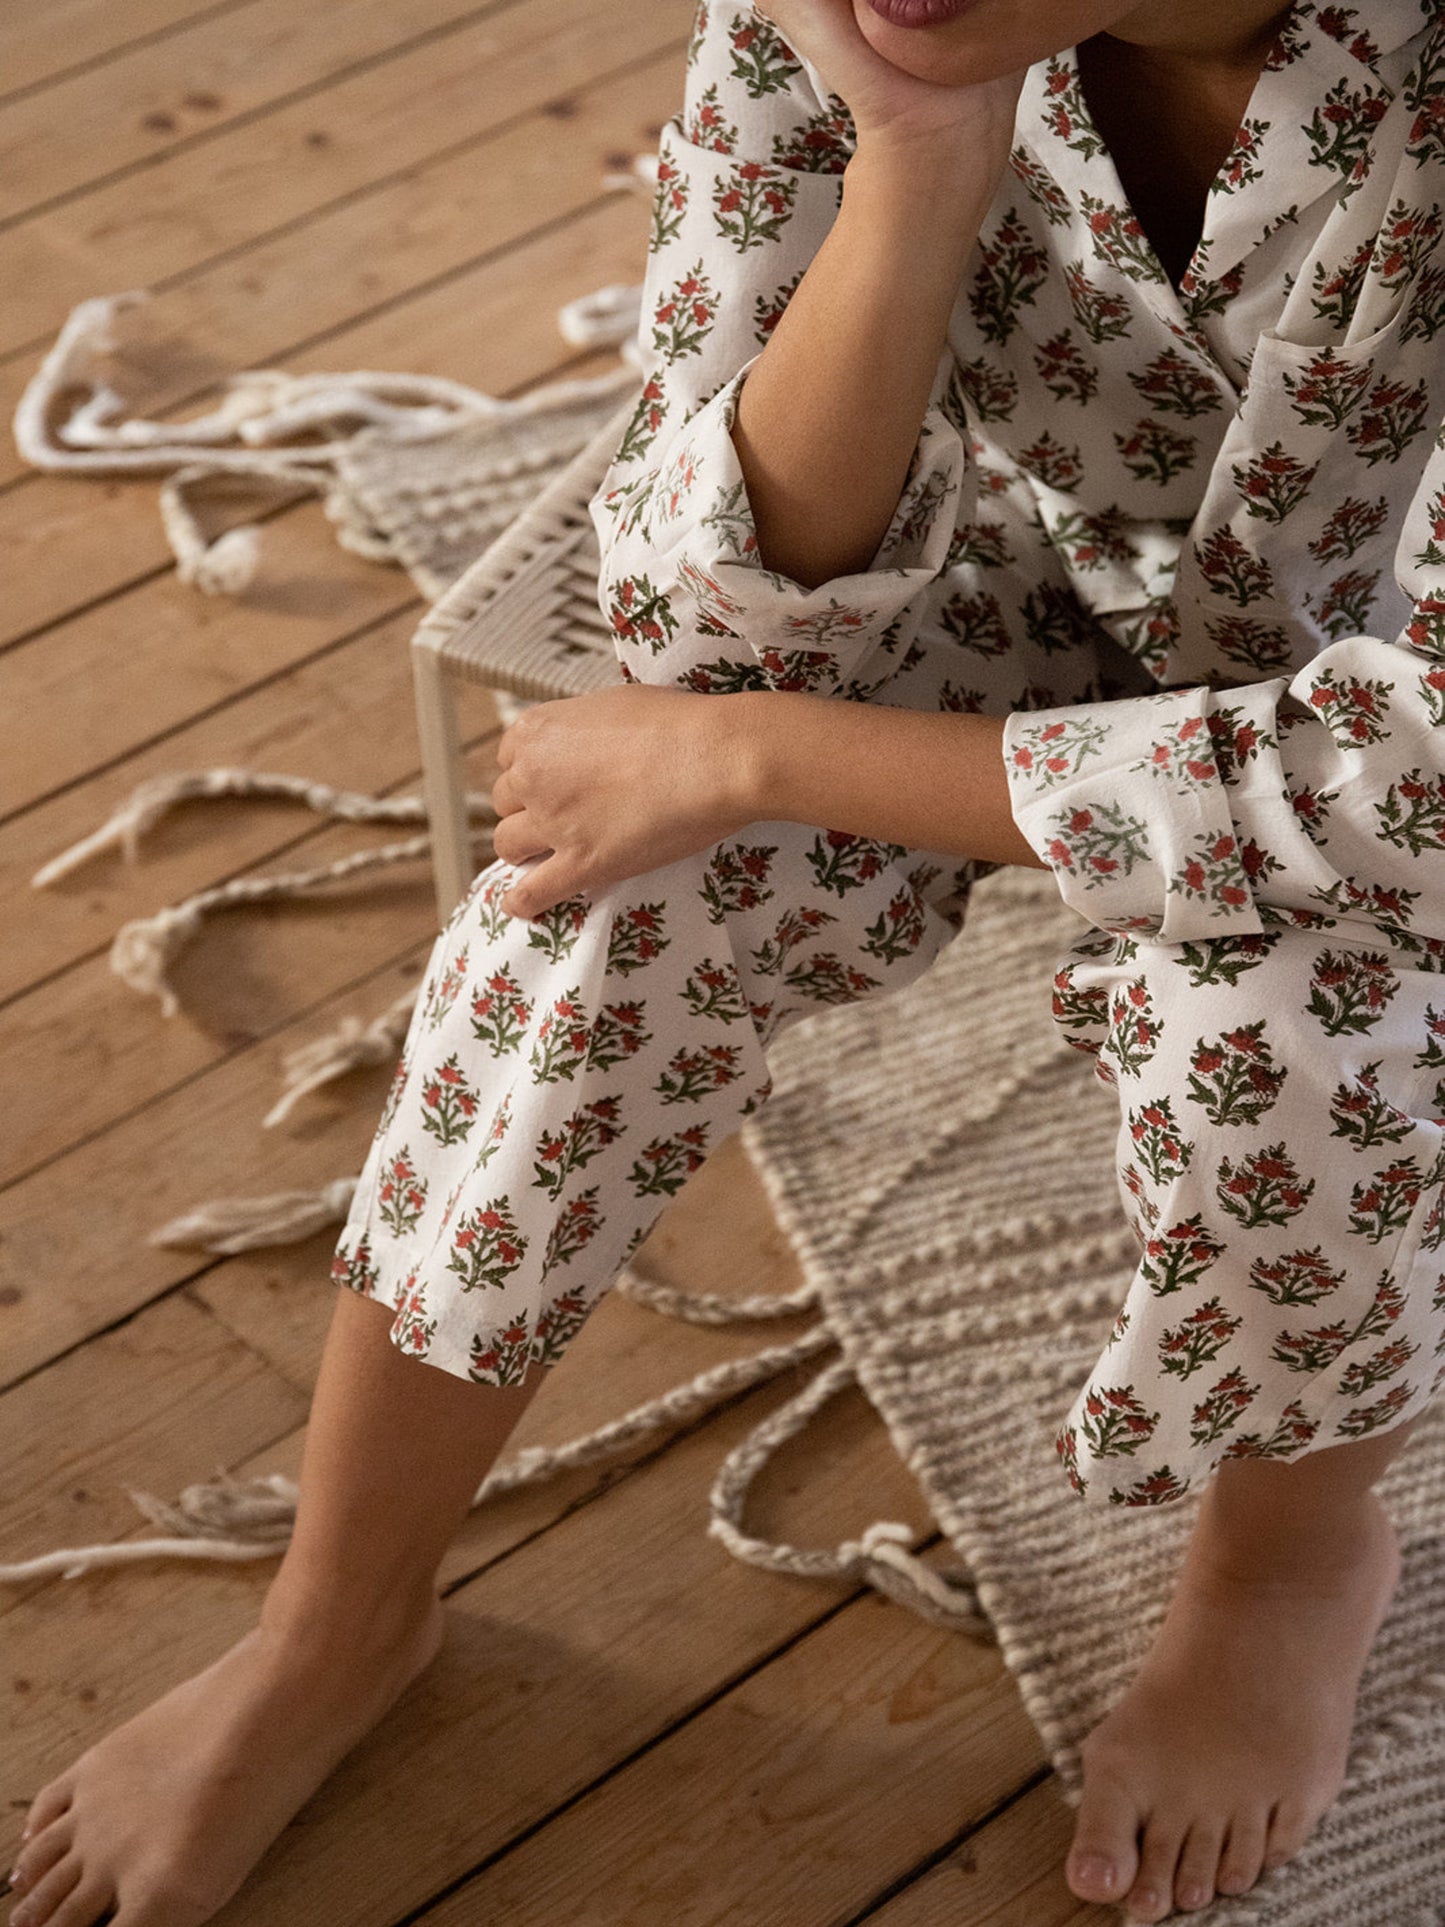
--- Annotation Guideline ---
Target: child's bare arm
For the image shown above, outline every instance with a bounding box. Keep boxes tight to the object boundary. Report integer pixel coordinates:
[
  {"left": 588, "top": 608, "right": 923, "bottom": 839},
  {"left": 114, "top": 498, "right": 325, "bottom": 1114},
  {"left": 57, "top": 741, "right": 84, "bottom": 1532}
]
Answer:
[
  {"left": 729, "top": 139, "right": 1009, "bottom": 591},
  {"left": 726, "top": 0, "right": 1022, "bottom": 591}
]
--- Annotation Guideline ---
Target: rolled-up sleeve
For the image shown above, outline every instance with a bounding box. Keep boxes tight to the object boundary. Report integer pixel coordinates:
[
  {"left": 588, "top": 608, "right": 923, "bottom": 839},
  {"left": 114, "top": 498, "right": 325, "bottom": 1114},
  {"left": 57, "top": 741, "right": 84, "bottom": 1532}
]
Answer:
[
  {"left": 588, "top": 2, "right": 971, "bottom": 701},
  {"left": 1001, "top": 420, "right": 1445, "bottom": 950}
]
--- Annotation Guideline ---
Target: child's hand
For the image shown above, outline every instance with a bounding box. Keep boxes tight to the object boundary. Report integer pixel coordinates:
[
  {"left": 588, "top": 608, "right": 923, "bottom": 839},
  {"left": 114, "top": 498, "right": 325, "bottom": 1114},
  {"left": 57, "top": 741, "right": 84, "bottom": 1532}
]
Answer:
[
  {"left": 751, "top": 0, "right": 1025, "bottom": 163},
  {"left": 489, "top": 685, "right": 758, "bottom": 920}
]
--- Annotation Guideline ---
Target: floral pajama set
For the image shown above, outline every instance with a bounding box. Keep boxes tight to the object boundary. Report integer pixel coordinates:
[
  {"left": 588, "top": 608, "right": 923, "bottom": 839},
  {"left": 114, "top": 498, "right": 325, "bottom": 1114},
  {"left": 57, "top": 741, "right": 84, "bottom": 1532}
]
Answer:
[{"left": 331, "top": 0, "right": 1445, "bottom": 1507}]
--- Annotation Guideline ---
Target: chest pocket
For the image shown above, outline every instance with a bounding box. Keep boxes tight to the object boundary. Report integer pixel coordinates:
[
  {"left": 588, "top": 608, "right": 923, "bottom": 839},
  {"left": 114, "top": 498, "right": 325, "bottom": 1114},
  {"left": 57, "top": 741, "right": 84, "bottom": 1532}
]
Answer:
[{"left": 1166, "top": 75, "right": 1445, "bottom": 691}]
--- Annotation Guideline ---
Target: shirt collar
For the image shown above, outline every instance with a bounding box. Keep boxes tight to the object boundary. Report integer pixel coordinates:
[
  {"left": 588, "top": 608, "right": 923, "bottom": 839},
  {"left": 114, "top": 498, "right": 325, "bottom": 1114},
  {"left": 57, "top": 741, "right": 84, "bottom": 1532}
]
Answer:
[{"left": 1016, "top": 0, "right": 1435, "bottom": 316}]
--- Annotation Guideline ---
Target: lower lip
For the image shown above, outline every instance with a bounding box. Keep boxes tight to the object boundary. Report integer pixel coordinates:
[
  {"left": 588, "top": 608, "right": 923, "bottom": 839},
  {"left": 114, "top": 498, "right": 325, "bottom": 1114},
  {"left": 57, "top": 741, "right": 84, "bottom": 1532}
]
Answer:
[{"left": 865, "top": 0, "right": 973, "bottom": 24}]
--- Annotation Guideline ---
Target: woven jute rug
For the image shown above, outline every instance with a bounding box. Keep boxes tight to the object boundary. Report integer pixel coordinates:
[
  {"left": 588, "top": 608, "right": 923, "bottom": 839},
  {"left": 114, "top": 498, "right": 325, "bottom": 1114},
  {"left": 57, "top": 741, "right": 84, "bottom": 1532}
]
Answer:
[{"left": 740, "top": 863, "right": 1445, "bottom": 1926}]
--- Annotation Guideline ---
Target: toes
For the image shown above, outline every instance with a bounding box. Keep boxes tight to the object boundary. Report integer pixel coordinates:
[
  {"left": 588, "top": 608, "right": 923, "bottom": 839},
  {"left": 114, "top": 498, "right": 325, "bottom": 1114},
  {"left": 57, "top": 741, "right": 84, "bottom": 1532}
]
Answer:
[
  {"left": 106, "top": 1880, "right": 209, "bottom": 1927},
  {"left": 11, "top": 1818, "right": 75, "bottom": 1895},
  {"left": 1173, "top": 1820, "right": 1227, "bottom": 1913},
  {"left": 1263, "top": 1797, "right": 1319, "bottom": 1873},
  {"left": 9, "top": 1850, "right": 83, "bottom": 1926},
  {"left": 1123, "top": 1816, "right": 1189, "bottom": 1923},
  {"left": 39, "top": 1877, "right": 119, "bottom": 1927},
  {"left": 19, "top": 1783, "right": 74, "bottom": 1846},
  {"left": 1215, "top": 1808, "right": 1270, "bottom": 1896},
  {"left": 100, "top": 1861, "right": 220, "bottom": 1927},
  {"left": 1065, "top": 1760, "right": 1142, "bottom": 1904}
]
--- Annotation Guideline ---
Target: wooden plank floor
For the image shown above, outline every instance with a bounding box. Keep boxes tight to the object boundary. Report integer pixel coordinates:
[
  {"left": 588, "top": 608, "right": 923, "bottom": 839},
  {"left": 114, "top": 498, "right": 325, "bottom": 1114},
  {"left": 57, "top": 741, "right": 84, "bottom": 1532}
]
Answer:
[{"left": 0, "top": 4, "right": 1115, "bottom": 1920}]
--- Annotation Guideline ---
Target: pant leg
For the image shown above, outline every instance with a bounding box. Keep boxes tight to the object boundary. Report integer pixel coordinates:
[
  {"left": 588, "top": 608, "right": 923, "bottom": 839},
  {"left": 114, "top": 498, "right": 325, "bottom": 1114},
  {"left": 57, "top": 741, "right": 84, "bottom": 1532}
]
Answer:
[
  {"left": 1051, "top": 918, "right": 1445, "bottom": 1508},
  {"left": 329, "top": 815, "right": 977, "bottom": 1385}
]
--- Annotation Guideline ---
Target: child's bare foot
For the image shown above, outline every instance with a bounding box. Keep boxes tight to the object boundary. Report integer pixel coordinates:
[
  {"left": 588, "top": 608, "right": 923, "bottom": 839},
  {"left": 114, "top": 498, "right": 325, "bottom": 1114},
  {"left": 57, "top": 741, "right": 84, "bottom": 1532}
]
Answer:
[
  {"left": 6, "top": 1591, "right": 446, "bottom": 1927},
  {"left": 1062, "top": 1479, "right": 1401, "bottom": 1920}
]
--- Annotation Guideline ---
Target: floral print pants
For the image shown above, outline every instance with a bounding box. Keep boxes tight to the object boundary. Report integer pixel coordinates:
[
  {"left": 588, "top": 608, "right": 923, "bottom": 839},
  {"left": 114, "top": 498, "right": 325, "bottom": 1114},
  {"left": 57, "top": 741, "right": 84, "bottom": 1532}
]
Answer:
[
  {"left": 1053, "top": 916, "right": 1445, "bottom": 1504},
  {"left": 329, "top": 604, "right": 1445, "bottom": 1513}
]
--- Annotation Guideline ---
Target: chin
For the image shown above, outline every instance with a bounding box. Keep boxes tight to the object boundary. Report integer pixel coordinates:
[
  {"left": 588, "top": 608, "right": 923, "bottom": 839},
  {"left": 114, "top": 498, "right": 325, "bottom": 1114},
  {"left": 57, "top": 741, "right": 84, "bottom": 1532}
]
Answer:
[{"left": 850, "top": 0, "right": 1046, "bottom": 86}]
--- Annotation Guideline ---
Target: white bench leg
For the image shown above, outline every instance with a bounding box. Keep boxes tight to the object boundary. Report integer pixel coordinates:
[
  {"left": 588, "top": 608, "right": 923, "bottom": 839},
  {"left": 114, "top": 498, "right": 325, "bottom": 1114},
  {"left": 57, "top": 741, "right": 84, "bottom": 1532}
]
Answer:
[{"left": 411, "top": 643, "right": 479, "bottom": 927}]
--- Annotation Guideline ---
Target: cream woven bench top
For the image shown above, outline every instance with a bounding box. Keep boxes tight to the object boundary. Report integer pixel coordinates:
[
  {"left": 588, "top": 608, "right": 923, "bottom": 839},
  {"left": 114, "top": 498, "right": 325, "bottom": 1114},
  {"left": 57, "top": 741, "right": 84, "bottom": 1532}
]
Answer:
[{"left": 410, "top": 394, "right": 636, "bottom": 703}]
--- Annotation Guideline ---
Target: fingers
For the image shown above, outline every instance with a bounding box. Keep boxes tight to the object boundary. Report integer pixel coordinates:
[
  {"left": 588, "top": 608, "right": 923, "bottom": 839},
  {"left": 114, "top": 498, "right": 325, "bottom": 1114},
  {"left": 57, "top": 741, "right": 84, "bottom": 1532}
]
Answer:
[
  {"left": 490, "top": 809, "right": 549, "bottom": 866},
  {"left": 490, "top": 767, "right": 519, "bottom": 817},
  {"left": 499, "top": 855, "right": 587, "bottom": 921}
]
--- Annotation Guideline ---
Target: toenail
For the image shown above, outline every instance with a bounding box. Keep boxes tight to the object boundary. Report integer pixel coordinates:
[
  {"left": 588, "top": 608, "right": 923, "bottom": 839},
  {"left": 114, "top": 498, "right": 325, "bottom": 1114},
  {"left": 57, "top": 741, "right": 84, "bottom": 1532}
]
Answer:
[
  {"left": 1072, "top": 1852, "right": 1116, "bottom": 1891},
  {"left": 1179, "top": 1883, "right": 1209, "bottom": 1908}
]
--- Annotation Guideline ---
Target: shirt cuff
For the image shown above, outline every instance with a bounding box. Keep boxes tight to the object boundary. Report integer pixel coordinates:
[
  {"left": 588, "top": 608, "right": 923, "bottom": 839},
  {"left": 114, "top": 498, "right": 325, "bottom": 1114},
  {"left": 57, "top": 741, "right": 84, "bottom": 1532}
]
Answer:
[
  {"left": 614, "top": 354, "right": 970, "bottom": 700},
  {"left": 1001, "top": 684, "right": 1271, "bottom": 943}
]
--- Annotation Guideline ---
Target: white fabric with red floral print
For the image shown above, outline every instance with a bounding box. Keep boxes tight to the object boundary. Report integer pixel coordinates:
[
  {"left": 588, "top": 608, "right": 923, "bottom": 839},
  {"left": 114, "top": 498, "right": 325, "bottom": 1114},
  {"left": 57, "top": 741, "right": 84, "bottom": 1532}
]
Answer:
[{"left": 330, "top": 0, "right": 1445, "bottom": 1507}]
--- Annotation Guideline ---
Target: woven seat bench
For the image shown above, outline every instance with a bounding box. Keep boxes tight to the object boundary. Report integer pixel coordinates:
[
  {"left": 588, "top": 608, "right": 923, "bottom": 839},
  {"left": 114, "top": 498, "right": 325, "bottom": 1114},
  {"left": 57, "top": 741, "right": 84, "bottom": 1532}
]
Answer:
[{"left": 410, "top": 393, "right": 636, "bottom": 923}]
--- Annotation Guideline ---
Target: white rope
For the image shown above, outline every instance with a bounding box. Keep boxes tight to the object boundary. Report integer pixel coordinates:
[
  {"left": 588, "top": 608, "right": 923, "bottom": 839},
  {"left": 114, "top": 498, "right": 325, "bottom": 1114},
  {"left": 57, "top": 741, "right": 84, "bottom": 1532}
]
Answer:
[
  {"left": 15, "top": 293, "right": 570, "bottom": 474},
  {"left": 29, "top": 767, "right": 497, "bottom": 1112},
  {"left": 30, "top": 768, "right": 493, "bottom": 885},
  {"left": 0, "top": 1538, "right": 294, "bottom": 1584},
  {"left": 108, "top": 832, "right": 443, "bottom": 1017},
  {"left": 556, "top": 280, "right": 647, "bottom": 360},
  {"left": 128, "top": 1470, "right": 299, "bottom": 1540},
  {"left": 705, "top": 1353, "right": 993, "bottom": 1638},
  {"left": 471, "top": 1316, "right": 837, "bottom": 1504},
  {"left": 157, "top": 463, "right": 311, "bottom": 594},
  {"left": 262, "top": 984, "right": 421, "bottom": 1128},
  {"left": 603, "top": 1270, "right": 820, "bottom": 1327},
  {"left": 0, "top": 1277, "right": 836, "bottom": 1584},
  {"left": 0, "top": 1471, "right": 301, "bottom": 1583},
  {"left": 13, "top": 272, "right": 647, "bottom": 594},
  {"left": 147, "top": 1174, "right": 360, "bottom": 1255}
]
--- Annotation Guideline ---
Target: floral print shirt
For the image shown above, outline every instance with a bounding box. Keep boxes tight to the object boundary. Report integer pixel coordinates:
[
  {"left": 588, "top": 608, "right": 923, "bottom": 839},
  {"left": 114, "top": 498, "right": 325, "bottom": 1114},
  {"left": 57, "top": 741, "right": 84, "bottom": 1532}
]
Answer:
[{"left": 589, "top": 0, "right": 1445, "bottom": 954}]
